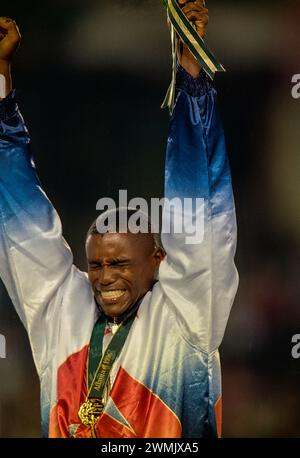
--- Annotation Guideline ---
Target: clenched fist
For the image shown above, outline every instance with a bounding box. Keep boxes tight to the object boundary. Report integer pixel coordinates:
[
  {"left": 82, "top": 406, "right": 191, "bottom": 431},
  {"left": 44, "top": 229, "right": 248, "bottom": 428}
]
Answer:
[
  {"left": 178, "top": 0, "right": 208, "bottom": 38},
  {"left": 0, "top": 17, "right": 20, "bottom": 98},
  {"left": 178, "top": 0, "right": 209, "bottom": 77},
  {"left": 0, "top": 17, "right": 21, "bottom": 62}
]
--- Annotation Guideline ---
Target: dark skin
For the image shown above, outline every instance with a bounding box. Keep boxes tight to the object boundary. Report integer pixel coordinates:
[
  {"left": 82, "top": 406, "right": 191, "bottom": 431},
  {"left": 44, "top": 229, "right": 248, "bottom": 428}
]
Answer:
[
  {"left": 0, "top": 1, "right": 208, "bottom": 316},
  {"left": 86, "top": 233, "right": 165, "bottom": 317}
]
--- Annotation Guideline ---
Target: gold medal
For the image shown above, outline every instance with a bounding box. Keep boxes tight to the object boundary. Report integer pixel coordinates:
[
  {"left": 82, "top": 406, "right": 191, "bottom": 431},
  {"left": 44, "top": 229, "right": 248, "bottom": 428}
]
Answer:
[{"left": 78, "top": 398, "right": 104, "bottom": 427}]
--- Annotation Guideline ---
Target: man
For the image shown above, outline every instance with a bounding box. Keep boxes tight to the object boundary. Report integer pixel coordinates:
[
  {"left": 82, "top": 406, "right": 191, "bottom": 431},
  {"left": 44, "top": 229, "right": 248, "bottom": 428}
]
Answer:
[{"left": 0, "top": 1, "right": 238, "bottom": 438}]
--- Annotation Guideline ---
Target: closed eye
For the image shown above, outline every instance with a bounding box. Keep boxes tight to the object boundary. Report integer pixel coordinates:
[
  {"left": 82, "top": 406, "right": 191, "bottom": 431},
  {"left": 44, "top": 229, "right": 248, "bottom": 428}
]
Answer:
[
  {"left": 88, "top": 259, "right": 131, "bottom": 269},
  {"left": 88, "top": 262, "right": 101, "bottom": 270},
  {"left": 111, "top": 259, "right": 131, "bottom": 267}
]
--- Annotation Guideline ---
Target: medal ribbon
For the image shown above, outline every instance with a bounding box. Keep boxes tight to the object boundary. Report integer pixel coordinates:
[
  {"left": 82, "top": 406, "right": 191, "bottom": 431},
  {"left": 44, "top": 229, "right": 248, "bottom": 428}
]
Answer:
[
  {"left": 161, "top": 0, "right": 225, "bottom": 111},
  {"left": 87, "top": 303, "right": 139, "bottom": 399}
]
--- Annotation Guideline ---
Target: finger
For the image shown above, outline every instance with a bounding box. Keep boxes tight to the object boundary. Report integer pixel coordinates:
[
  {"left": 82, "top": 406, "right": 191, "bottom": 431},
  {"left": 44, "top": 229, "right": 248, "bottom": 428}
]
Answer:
[
  {"left": 178, "top": 0, "right": 206, "bottom": 6},
  {"left": 0, "top": 17, "right": 14, "bottom": 29},
  {"left": 0, "top": 18, "right": 19, "bottom": 34},
  {"left": 195, "top": 20, "right": 207, "bottom": 37},
  {"left": 185, "top": 11, "right": 209, "bottom": 25},
  {"left": 194, "top": 0, "right": 207, "bottom": 6},
  {"left": 0, "top": 18, "right": 21, "bottom": 43},
  {"left": 182, "top": 4, "right": 208, "bottom": 15}
]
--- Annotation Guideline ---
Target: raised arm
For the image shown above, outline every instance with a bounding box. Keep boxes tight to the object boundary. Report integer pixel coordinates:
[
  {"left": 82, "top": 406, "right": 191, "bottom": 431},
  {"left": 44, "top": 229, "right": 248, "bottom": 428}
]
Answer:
[
  {"left": 159, "top": 2, "right": 239, "bottom": 354},
  {"left": 0, "top": 18, "right": 75, "bottom": 372}
]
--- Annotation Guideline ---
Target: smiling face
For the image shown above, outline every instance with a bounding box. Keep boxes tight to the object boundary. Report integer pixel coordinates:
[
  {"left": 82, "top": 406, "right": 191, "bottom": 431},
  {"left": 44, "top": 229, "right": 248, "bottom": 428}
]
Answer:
[{"left": 86, "top": 232, "right": 165, "bottom": 318}]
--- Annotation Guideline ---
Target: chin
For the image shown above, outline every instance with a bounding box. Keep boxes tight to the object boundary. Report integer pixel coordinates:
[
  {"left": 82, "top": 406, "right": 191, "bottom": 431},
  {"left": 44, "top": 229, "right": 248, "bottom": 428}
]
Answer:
[{"left": 100, "top": 301, "right": 132, "bottom": 318}]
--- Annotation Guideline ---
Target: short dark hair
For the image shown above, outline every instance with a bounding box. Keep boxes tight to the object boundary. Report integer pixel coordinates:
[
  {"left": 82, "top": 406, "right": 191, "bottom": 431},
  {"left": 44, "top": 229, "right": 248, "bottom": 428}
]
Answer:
[{"left": 86, "top": 207, "right": 164, "bottom": 251}]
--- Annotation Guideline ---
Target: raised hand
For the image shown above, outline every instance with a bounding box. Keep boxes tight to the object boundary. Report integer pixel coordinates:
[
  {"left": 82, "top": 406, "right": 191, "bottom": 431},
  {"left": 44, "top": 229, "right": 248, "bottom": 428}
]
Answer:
[
  {"left": 0, "top": 17, "right": 21, "bottom": 62},
  {"left": 178, "top": 0, "right": 209, "bottom": 77},
  {"left": 178, "top": 0, "right": 208, "bottom": 38},
  {"left": 0, "top": 17, "right": 21, "bottom": 98}
]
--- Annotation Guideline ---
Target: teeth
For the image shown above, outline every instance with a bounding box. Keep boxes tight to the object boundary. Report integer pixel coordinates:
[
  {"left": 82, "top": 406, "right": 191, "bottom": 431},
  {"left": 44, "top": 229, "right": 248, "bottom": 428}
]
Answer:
[{"left": 101, "top": 290, "right": 125, "bottom": 300}]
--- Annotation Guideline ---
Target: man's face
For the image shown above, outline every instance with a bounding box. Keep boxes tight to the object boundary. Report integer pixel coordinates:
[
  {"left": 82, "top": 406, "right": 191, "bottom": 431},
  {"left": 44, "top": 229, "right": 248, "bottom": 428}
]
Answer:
[{"left": 86, "top": 232, "right": 164, "bottom": 317}]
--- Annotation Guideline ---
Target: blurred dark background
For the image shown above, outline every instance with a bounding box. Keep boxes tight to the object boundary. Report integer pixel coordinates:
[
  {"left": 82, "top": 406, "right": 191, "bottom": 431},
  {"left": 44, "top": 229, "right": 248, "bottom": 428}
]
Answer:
[{"left": 0, "top": 0, "right": 300, "bottom": 437}]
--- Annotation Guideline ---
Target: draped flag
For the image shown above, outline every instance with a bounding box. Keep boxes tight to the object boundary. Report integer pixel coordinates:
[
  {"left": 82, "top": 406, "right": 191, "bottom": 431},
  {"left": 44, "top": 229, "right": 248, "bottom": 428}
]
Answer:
[{"left": 161, "top": 0, "right": 225, "bottom": 111}]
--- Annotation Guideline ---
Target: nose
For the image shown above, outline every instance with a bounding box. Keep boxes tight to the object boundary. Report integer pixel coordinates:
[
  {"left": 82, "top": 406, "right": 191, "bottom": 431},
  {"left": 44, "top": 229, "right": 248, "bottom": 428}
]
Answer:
[{"left": 98, "top": 265, "right": 116, "bottom": 286}]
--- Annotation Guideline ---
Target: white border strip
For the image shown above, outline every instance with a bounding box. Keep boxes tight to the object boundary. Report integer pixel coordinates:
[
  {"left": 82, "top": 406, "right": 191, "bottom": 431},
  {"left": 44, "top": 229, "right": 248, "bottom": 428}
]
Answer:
[{"left": 0, "top": 74, "right": 6, "bottom": 99}]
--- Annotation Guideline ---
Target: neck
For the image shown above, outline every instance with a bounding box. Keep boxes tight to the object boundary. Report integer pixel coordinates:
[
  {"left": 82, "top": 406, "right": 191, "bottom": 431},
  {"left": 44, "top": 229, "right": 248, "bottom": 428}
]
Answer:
[{"left": 104, "top": 299, "right": 141, "bottom": 324}]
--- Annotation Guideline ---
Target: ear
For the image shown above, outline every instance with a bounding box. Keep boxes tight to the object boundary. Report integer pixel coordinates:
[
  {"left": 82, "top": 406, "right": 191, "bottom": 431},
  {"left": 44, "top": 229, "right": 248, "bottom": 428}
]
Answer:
[
  {"left": 153, "top": 247, "right": 166, "bottom": 266},
  {"left": 152, "top": 248, "right": 165, "bottom": 281}
]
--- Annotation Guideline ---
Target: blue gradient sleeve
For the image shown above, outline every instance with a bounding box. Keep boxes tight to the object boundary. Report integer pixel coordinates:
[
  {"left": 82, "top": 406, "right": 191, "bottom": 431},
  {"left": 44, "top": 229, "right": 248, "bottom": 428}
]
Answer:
[
  {"left": 159, "top": 66, "right": 239, "bottom": 353},
  {"left": 0, "top": 91, "right": 73, "bottom": 373}
]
